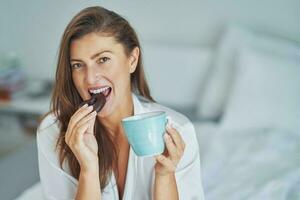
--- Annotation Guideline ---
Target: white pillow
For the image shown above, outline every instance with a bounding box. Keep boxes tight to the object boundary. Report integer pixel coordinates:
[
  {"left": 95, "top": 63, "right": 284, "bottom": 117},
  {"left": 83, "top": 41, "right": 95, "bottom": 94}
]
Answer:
[
  {"left": 198, "top": 25, "right": 300, "bottom": 120},
  {"left": 220, "top": 47, "right": 300, "bottom": 132}
]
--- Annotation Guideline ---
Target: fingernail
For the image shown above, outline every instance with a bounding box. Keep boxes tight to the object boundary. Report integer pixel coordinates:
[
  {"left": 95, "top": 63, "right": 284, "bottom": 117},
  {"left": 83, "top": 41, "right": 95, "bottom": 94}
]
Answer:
[
  {"left": 82, "top": 103, "right": 88, "bottom": 108},
  {"left": 164, "top": 134, "right": 170, "bottom": 140},
  {"left": 88, "top": 105, "right": 93, "bottom": 110}
]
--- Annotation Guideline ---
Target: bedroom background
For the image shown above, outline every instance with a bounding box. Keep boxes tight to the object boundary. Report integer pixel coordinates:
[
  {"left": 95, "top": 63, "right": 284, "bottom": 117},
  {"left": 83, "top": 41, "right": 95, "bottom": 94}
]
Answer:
[{"left": 0, "top": 0, "right": 299, "bottom": 199}]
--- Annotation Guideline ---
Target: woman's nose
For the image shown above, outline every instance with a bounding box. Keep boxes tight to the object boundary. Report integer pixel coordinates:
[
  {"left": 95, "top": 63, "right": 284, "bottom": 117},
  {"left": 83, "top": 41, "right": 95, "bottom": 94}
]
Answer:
[{"left": 85, "top": 66, "right": 100, "bottom": 84}]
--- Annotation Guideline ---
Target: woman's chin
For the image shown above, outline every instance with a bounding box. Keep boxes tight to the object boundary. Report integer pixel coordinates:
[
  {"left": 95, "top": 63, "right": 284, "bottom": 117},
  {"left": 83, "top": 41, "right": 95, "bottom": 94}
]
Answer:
[
  {"left": 97, "top": 102, "right": 114, "bottom": 118},
  {"left": 97, "top": 110, "right": 110, "bottom": 118}
]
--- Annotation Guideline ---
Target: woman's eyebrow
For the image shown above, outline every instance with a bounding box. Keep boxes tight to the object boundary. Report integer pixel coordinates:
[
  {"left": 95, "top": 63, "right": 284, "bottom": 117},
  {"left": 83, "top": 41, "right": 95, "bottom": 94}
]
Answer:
[
  {"left": 70, "top": 50, "right": 113, "bottom": 62},
  {"left": 90, "top": 50, "right": 113, "bottom": 59}
]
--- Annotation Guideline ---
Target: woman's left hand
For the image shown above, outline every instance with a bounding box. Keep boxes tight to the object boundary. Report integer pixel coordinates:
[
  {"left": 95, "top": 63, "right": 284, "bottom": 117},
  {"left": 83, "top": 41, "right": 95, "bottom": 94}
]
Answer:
[{"left": 154, "top": 123, "right": 186, "bottom": 176}]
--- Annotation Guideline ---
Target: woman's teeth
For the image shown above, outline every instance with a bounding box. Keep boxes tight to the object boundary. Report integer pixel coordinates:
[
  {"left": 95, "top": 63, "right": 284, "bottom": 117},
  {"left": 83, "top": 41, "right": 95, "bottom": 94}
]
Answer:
[{"left": 89, "top": 86, "right": 110, "bottom": 96}]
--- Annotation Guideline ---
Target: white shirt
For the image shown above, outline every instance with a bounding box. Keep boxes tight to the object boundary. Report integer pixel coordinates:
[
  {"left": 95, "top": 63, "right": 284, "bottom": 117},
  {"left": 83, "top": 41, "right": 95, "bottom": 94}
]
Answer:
[{"left": 37, "top": 93, "right": 205, "bottom": 200}]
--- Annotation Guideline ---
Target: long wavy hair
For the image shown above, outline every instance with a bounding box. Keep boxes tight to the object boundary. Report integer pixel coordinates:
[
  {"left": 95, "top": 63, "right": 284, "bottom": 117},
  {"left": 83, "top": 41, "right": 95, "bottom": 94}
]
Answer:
[{"left": 45, "top": 6, "right": 154, "bottom": 190}]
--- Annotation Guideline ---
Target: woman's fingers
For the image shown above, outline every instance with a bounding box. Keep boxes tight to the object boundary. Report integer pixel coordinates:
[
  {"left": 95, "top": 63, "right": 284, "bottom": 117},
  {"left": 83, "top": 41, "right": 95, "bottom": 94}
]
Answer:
[
  {"left": 75, "top": 103, "right": 89, "bottom": 114},
  {"left": 166, "top": 124, "right": 185, "bottom": 153},
  {"left": 74, "top": 111, "right": 97, "bottom": 131},
  {"left": 155, "top": 155, "right": 176, "bottom": 171},
  {"left": 69, "top": 105, "right": 94, "bottom": 130},
  {"left": 65, "top": 106, "right": 95, "bottom": 144},
  {"left": 71, "top": 118, "right": 94, "bottom": 149},
  {"left": 75, "top": 119, "right": 93, "bottom": 141},
  {"left": 164, "top": 133, "right": 180, "bottom": 163},
  {"left": 63, "top": 103, "right": 100, "bottom": 170},
  {"left": 87, "top": 112, "right": 97, "bottom": 135},
  {"left": 154, "top": 122, "right": 186, "bottom": 175},
  {"left": 66, "top": 105, "right": 94, "bottom": 142},
  {"left": 69, "top": 111, "right": 97, "bottom": 144}
]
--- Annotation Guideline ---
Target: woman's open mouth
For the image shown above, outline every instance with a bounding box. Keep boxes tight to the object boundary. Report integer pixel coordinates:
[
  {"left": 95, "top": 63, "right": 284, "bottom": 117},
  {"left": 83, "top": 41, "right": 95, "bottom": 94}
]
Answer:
[{"left": 89, "top": 86, "right": 112, "bottom": 101}]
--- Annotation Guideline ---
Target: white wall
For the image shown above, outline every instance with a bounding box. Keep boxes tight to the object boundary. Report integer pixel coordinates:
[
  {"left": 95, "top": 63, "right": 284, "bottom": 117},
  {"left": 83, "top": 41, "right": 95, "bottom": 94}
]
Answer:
[{"left": 1, "top": 0, "right": 299, "bottom": 106}]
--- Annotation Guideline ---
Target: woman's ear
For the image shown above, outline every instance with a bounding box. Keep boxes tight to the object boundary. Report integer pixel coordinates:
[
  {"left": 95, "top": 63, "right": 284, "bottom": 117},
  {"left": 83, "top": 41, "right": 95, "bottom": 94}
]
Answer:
[{"left": 129, "top": 47, "right": 139, "bottom": 73}]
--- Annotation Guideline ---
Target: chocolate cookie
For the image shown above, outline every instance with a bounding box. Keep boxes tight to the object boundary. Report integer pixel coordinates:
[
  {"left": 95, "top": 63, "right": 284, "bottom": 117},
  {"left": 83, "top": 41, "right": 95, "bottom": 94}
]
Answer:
[
  {"left": 93, "top": 93, "right": 106, "bottom": 113},
  {"left": 79, "top": 93, "right": 106, "bottom": 113}
]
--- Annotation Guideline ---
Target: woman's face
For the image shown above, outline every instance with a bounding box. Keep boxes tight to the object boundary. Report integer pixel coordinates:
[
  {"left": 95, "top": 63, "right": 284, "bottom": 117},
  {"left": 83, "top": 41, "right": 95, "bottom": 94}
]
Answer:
[{"left": 70, "top": 32, "right": 138, "bottom": 118}]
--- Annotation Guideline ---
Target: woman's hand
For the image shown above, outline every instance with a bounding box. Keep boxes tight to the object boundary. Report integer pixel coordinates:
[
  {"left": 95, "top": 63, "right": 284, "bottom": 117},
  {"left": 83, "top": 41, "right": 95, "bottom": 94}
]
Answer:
[
  {"left": 154, "top": 123, "right": 186, "bottom": 176},
  {"left": 65, "top": 104, "right": 99, "bottom": 172}
]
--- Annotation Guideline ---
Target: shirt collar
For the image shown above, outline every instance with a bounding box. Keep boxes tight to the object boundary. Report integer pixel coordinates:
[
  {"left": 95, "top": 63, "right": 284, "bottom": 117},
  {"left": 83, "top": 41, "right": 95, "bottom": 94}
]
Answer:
[{"left": 132, "top": 92, "right": 147, "bottom": 115}]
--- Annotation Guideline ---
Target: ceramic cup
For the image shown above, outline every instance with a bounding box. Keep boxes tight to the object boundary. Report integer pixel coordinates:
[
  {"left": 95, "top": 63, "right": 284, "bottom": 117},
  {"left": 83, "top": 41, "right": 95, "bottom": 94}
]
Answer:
[{"left": 121, "top": 111, "right": 168, "bottom": 156}]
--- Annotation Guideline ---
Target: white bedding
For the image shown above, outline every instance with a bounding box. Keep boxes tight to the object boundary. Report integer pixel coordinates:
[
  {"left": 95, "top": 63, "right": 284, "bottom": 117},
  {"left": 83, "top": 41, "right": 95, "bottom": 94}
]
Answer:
[
  {"left": 15, "top": 122, "right": 300, "bottom": 200},
  {"left": 193, "top": 25, "right": 300, "bottom": 199},
  {"left": 194, "top": 122, "right": 300, "bottom": 200}
]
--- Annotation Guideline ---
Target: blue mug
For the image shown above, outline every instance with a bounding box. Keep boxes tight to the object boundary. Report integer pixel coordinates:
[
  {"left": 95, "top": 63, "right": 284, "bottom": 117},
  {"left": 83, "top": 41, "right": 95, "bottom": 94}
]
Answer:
[{"left": 121, "top": 111, "right": 168, "bottom": 156}]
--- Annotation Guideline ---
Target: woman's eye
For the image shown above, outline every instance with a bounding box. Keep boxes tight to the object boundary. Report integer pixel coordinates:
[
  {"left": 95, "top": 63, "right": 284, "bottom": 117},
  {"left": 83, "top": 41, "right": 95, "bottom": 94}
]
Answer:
[
  {"left": 71, "top": 63, "right": 82, "bottom": 69},
  {"left": 97, "top": 57, "right": 110, "bottom": 64}
]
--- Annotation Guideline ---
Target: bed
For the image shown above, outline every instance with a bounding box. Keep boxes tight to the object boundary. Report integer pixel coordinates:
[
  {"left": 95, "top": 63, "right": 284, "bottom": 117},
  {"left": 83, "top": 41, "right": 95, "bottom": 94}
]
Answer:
[
  {"left": 195, "top": 122, "right": 300, "bottom": 199},
  {"left": 14, "top": 123, "right": 300, "bottom": 200},
  {"left": 194, "top": 25, "right": 300, "bottom": 199},
  {"left": 13, "top": 25, "right": 300, "bottom": 199}
]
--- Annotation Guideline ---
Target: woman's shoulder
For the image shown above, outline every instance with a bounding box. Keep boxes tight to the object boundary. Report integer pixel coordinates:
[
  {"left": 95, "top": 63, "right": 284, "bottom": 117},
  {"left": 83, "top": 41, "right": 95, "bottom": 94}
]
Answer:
[
  {"left": 36, "top": 113, "right": 76, "bottom": 183},
  {"left": 38, "top": 112, "right": 59, "bottom": 130},
  {"left": 36, "top": 112, "right": 60, "bottom": 147}
]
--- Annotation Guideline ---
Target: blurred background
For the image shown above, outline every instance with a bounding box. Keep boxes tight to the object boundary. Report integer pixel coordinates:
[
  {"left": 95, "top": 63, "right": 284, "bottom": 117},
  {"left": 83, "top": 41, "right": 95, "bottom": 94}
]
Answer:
[{"left": 0, "top": 0, "right": 299, "bottom": 199}]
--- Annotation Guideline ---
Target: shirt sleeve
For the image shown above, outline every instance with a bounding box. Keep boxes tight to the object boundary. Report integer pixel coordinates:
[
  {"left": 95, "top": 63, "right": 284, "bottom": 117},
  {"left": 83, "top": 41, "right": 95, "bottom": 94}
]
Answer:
[
  {"left": 36, "top": 120, "right": 78, "bottom": 200},
  {"left": 172, "top": 120, "right": 206, "bottom": 200}
]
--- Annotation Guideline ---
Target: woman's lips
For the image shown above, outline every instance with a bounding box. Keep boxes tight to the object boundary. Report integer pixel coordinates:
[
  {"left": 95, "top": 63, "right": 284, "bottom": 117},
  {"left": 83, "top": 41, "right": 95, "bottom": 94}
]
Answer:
[{"left": 104, "top": 87, "right": 112, "bottom": 98}]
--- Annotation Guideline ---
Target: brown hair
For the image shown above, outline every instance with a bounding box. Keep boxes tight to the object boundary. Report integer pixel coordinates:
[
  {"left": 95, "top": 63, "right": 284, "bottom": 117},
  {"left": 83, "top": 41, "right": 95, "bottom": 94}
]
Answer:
[{"left": 46, "top": 6, "right": 154, "bottom": 190}]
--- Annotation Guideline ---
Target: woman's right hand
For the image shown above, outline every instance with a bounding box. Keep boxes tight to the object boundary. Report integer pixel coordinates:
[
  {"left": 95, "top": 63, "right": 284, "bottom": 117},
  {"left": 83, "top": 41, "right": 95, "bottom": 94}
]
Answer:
[{"left": 65, "top": 104, "right": 99, "bottom": 172}]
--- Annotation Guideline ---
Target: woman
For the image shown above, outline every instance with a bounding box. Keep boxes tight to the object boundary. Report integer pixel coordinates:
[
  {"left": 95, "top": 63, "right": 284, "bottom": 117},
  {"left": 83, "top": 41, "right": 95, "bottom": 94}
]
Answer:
[{"left": 37, "top": 6, "right": 205, "bottom": 200}]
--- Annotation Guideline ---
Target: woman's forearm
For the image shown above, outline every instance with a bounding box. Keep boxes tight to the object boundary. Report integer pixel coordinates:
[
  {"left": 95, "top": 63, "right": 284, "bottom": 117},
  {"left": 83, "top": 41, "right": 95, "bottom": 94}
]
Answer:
[
  {"left": 75, "top": 169, "right": 101, "bottom": 200},
  {"left": 153, "top": 173, "right": 179, "bottom": 200}
]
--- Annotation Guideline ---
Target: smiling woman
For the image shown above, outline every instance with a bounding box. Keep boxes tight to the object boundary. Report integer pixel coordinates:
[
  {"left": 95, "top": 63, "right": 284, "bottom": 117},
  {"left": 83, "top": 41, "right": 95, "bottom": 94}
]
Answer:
[
  {"left": 36, "top": 6, "right": 204, "bottom": 200},
  {"left": 70, "top": 34, "right": 137, "bottom": 119}
]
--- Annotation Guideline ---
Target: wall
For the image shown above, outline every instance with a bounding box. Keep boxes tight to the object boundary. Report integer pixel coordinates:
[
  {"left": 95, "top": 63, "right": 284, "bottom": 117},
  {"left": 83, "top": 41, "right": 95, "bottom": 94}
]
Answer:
[{"left": 0, "top": 0, "right": 299, "bottom": 106}]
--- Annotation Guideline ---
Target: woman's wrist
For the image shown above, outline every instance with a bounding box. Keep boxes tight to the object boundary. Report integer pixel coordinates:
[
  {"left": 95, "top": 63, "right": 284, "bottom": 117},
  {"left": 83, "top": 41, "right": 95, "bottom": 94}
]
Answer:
[
  {"left": 154, "top": 172, "right": 178, "bottom": 200},
  {"left": 155, "top": 171, "right": 175, "bottom": 178},
  {"left": 76, "top": 165, "right": 101, "bottom": 200},
  {"left": 80, "top": 162, "right": 99, "bottom": 176},
  {"left": 81, "top": 167, "right": 99, "bottom": 177},
  {"left": 155, "top": 172, "right": 176, "bottom": 183}
]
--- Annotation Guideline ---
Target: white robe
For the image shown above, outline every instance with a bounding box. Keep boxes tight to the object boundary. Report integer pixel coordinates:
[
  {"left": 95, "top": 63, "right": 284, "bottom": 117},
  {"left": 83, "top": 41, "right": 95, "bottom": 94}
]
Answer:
[{"left": 37, "top": 93, "right": 205, "bottom": 200}]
